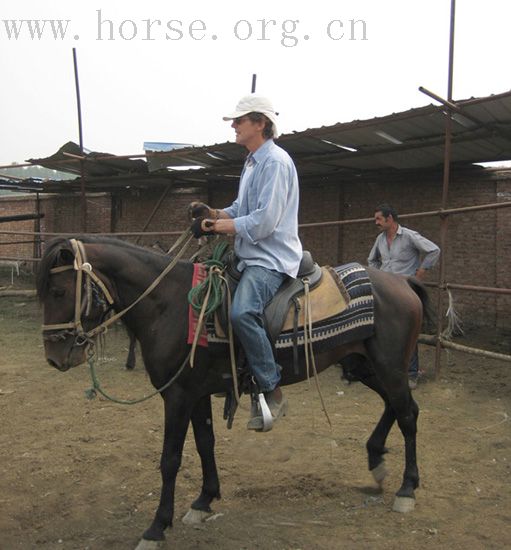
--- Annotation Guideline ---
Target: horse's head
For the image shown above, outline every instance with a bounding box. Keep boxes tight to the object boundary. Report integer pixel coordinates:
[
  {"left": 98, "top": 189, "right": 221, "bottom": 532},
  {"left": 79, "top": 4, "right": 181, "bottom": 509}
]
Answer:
[{"left": 37, "top": 238, "right": 115, "bottom": 371}]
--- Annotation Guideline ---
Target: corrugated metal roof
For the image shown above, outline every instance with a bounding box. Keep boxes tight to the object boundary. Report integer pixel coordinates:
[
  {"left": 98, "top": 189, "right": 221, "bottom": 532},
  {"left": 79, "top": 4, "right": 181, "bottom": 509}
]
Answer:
[
  {"left": 8, "top": 90, "right": 511, "bottom": 193},
  {"left": 150, "top": 90, "right": 511, "bottom": 177},
  {"left": 28, "top": 141, "right": 148, "bottom": 177}
]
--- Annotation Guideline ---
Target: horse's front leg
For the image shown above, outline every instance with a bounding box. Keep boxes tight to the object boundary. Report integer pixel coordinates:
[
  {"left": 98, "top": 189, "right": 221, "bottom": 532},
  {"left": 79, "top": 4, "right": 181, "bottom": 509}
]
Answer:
[
  {"left": 182, "top": 394, "right": 221, "bottom": 524},
  {"left": 141, "top": 386, "right": 192, "bottom": 544}
]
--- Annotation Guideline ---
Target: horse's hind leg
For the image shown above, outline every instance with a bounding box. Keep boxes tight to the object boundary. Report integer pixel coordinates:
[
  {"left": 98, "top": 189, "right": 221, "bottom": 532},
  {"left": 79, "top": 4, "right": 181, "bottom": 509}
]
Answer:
[
  {"left": 182, "top": 395, "right": 221, "bottom": 524},
  {"left": 392, "top": 393, "right": 419, "bottom": 511},
  {"left": 341, "top": 354, "right": 396, "bottom": 485},
  {"left": 366, "top": 400, "right": 395, "bottom": 486},
  {"left": 361, "top": 377, "right": 396, "bottom": 484},
  {"left": 370, "top": 376, "right": 419, "bottom": 511},
  {"left": 360, "top": 351, "right": 420, "bottom": 511}
]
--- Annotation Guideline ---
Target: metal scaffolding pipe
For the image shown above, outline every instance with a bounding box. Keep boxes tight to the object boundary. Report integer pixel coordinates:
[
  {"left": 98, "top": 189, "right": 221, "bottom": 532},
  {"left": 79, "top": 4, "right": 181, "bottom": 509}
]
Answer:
[
  {"left": 73, "top": 48, "right": 87, "bottom": 232},
  {"left": 434, "top": 0, "right": 457, "bottom": 378},
  {"left": 298, "top": 200, "right": 511, "bottom": 229},
  {"left": 0, "top": 213, "right": 44, "bottom": 223},
  {"left": 0, "top": 229, "right": 184, "bottom": 237}
]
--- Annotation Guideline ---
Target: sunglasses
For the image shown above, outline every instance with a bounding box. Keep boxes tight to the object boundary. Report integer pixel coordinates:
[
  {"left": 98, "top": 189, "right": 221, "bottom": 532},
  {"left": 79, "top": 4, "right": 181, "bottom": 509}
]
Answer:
[{"left": 232, "top": 115, "right": 250, "bottom": 125}]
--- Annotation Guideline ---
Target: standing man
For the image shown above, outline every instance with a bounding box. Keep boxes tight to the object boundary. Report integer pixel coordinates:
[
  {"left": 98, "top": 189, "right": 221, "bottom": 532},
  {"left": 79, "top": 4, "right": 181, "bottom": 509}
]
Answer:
[
  {"left": 189, "top": 94, "right": 303, "bottom": 430},
  {"left": 368, "top": 203, "right": 440, "bottom": 389}
]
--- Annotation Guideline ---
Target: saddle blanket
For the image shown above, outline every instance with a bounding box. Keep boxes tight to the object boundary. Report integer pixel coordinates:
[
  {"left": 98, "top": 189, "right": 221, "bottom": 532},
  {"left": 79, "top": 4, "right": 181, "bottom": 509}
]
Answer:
[
  {"left": 195, "top": 262, "right": 374, "bottom": 353},
  {"left": 274, "top": 262, "right": 374, "bottom": 353},
  {"left": 187, "top": 263, "right": 208, "bottom": 347}
]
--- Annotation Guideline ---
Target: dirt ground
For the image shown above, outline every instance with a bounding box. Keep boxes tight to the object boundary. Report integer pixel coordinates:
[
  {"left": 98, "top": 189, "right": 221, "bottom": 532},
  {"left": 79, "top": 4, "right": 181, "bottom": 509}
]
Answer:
[{"left": 0, "top": 289, "right": 510, "bottom": 550}]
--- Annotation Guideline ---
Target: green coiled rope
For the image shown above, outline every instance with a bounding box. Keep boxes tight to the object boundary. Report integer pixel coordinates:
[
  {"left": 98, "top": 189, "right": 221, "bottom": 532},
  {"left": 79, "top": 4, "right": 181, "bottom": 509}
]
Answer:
[{"left": 187, "top": 240, "right": 230, "bottom": 317}]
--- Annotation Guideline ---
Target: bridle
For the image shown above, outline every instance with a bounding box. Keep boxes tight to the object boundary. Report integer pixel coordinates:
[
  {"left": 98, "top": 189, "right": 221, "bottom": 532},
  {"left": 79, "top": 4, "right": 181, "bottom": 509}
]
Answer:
[
  {"left": 41, "top": 232, "right": 195, "bottom": 347},
  {"left": 41, "top": 232, "right": 197, "bottom": 404},
  {"left": 42, "top": 239, "right": 115, "bottom": 346}
]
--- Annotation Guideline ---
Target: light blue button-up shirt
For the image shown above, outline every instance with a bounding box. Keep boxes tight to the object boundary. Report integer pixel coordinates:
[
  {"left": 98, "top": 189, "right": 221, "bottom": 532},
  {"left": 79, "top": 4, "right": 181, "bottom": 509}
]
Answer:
[
  {"left": 368, "top": 225, "right": 440, "bottom": 276},
  {"left": 223, "top": 139, "right": 302, "bottom": 278}
]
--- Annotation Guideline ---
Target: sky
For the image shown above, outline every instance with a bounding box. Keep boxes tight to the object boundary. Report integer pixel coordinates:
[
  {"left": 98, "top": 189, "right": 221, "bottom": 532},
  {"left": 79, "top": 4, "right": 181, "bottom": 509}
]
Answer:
[{"left": 1, "top": 0, "right": 510, "bottom": 165}]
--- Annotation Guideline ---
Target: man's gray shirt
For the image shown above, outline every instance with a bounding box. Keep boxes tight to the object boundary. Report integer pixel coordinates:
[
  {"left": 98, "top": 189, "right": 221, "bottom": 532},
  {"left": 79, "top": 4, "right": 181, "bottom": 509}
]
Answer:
[{"left": 368, "top": 225, "right": 440, "bottom": 276}]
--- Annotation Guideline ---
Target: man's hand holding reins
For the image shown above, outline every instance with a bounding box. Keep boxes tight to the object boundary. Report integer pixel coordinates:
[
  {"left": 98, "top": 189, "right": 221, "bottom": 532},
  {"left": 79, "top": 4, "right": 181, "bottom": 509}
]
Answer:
[
  {"left": 188, "top": 201, "right": 217, "bottom": 220},
  {"left": 190, "top": 216, "right": 216, "bottom": 238}
]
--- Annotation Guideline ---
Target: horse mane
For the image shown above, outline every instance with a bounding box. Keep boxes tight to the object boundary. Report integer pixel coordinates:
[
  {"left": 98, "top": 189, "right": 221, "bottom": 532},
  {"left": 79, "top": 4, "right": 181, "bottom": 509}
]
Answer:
[{"left": 36, "top": 235, "right": 168, "bottom": 301}]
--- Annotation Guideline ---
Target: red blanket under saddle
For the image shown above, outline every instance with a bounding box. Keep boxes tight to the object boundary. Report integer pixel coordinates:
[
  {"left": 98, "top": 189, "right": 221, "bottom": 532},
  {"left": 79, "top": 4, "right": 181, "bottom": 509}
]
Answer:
[{"left": 187, "top": 263, "right": 208, "bottom": 348}]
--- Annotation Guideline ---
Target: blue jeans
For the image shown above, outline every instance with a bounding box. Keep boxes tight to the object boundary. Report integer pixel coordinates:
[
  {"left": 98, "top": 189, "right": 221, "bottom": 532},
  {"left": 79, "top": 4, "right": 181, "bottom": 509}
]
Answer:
[{"left": 230, "top": 265, "right": 286, "bottom": 393}]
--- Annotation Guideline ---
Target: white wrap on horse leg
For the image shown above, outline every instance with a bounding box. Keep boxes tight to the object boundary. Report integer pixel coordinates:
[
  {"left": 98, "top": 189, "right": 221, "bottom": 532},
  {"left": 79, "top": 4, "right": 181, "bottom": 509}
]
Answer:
[
  {"left": 182, "top": 507, "right": 213, "bottom": 524},
  {"left": 135, "top": 539, "right": 165, "bottom": 550},
  {"left": 392, "top": 496, "right": 416, "bottom": 513},
  {"left": 371, "top": 461, "right": 387, "bottom": 486}
]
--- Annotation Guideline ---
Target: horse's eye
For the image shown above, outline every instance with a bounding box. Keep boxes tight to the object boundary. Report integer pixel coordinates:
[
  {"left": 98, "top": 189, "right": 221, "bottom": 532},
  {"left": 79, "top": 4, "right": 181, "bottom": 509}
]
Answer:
[{"left": 50, "top": 287, "right": 66, "bottom": 298}]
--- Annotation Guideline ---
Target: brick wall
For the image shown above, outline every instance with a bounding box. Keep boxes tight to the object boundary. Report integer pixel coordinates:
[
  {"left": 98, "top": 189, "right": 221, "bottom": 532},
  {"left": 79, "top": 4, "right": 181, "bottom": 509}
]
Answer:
[
  {"left": 1, "top": 169, "right": 510, "bottom": 333},
  {"left": 40, "top": 194, "right": 112, "bottom": 235},
  {"left": 112, "top": 186, "right": 207, "bottom": 251},
  {"left": 496, "top": 177, "right": 511, "bottom": 336},
  {"left": 0, "top": 195, "right": 39, "bottom": 260}
]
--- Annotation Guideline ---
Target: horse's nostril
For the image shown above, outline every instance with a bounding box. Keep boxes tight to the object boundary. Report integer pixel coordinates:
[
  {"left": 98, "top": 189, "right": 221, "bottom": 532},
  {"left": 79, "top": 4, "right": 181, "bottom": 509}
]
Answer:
[{"left": 47, "top": 359, "right": 58, "bottom": 368}]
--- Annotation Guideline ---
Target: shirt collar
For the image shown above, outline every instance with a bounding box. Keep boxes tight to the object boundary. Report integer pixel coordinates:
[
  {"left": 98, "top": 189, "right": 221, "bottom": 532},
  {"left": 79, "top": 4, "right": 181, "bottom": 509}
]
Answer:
[{"left": 250, "top": 139, "right": 274, "bottom": 165}]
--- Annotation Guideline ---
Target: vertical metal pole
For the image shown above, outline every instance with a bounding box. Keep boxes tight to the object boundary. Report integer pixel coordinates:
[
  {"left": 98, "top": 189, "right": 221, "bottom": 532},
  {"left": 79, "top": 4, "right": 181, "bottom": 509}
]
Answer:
[
  {"left": 73, "top": 48, "right": 87, "bottom": 232},
  {"left": 33, "top": 192, "right": 42, "bottom": 274},
  {"left": 251, "top": 74, "right": 257, "bottom": 93},
  {"left": 434, "top": 0, "right": 456, "bottom": 378}
]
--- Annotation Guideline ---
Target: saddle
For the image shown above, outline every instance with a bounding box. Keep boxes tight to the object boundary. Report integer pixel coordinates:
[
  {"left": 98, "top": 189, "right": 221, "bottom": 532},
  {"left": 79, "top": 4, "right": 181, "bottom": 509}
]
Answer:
[{"left": 215, "top": 251, "right": 348, "bottom": 344}]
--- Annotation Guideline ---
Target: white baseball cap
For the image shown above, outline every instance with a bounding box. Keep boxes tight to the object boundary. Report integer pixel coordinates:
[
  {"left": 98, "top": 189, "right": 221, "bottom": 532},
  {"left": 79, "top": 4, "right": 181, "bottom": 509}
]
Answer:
[{"left": 223, "top": 94, "right": 279, "bottom": 138}]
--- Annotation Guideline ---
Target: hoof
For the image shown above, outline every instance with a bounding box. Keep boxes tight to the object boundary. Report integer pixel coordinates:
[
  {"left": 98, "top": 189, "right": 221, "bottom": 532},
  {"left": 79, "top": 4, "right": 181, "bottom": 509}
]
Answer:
[
  {"left": 182, "top": 508, "right": 213, "bottom": 524},
  {"left": 135, "top": 539, "right": 165, "bottom": 550},
  {"left": 371, "top": 462, "right": 387, "bottom": 486},
  {"left": 392, "top": 496, "right": 416, "bottom": 513}
]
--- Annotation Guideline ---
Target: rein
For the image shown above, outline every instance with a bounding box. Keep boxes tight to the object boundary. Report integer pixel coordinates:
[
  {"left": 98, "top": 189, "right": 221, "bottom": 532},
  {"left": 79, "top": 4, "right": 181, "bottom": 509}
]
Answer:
[{"left": 85, "top": 343, "right": 191, "bottom": 405}]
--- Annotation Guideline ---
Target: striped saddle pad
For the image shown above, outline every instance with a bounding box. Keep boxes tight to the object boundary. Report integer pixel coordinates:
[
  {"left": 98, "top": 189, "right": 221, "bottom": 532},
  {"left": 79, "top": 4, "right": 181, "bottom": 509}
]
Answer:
[{"left": 206, "top": 262, "right": 374, "bottom": 354}]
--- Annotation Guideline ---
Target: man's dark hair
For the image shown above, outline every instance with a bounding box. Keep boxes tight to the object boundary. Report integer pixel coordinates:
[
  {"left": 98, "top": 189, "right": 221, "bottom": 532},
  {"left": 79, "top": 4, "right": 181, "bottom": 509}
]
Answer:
[
  {"left": 375, "top": 203, "right": 399, "bottom": 221},
  {"left": 247, "top": 112, "right": 274, "bottom": 139}
]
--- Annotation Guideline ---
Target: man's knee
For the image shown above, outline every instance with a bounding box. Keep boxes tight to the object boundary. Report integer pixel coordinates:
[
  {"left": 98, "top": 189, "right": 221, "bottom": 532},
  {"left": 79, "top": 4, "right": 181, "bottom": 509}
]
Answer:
[
  {"left": 230, "top": 305, "right": 248, "bottom": 329},
  {"left": 230, "top": 305, "right": 259, "bottom": 332}
]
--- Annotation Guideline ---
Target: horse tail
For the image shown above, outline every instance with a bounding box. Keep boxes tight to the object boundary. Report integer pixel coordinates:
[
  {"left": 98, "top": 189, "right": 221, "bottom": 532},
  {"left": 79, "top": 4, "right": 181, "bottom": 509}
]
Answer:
[{"left": 406, "top": 277, "right": 435, "bottom": 326}]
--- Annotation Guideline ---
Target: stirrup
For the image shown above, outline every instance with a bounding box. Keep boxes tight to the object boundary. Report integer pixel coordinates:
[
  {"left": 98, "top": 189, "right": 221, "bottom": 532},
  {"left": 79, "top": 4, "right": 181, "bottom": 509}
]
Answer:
[{"left": 257, "top": 392, "right": 273, "bottom": 432}]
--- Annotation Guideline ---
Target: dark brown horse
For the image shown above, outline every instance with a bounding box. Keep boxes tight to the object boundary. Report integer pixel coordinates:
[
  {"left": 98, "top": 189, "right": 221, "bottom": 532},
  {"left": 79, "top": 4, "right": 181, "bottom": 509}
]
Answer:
[{"left": 37, "top": 236, "right": 427, "bottom": 549}]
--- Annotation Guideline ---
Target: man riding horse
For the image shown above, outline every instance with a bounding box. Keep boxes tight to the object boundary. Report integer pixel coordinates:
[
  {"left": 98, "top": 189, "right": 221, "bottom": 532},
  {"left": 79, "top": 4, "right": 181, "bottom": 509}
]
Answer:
[{"left": 189, "top": 94, "right": 302, "bottom": 431}]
